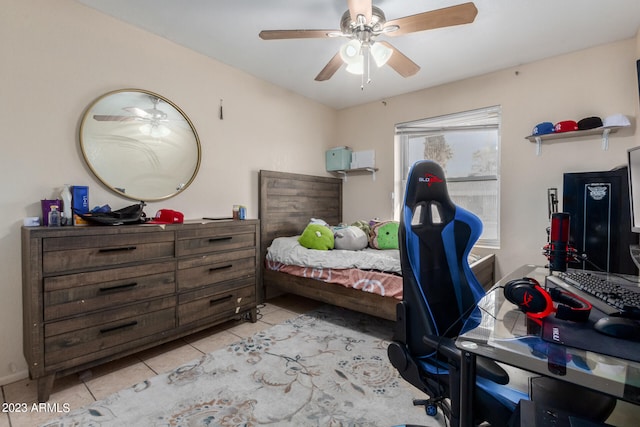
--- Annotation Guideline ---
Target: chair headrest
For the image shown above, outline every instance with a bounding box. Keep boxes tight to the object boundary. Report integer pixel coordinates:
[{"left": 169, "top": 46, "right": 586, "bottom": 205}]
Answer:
[{"left": 404, "top": 160, "right": 454, "bottom": 210}]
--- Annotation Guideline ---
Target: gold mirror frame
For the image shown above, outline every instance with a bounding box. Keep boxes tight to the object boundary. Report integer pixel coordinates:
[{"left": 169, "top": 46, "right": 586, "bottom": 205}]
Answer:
[{"left": 79, "top": 89, "right": 201, "bottom": 201}]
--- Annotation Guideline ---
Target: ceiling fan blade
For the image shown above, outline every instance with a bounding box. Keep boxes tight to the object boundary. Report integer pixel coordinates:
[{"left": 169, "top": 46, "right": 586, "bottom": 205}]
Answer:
[
  {"left": 379, "top": 41, "right": 420, "bottom": 77},
  {"left": 259, "top": 29, "right": 337, "bottom": 40},
  {"left": 348, "top": 0, "right": 372, "bottom": 24},
  {"left": 93, "top": 115, "right": 136, "bottom": 122},
  {"left": 125, "top": 106, "right": 153, "bottom": 118},
  {"left": 315, "top": 52, "right": 344, "bottom": 81},
  {"left": 385, "top": 2, "right": 478, "bottom": 36}
]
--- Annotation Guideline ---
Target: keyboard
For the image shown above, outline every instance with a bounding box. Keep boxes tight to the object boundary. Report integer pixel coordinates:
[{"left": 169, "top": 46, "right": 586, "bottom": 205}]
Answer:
[{"left": 546, "top": 270, "right": 640, "bottom": 315}]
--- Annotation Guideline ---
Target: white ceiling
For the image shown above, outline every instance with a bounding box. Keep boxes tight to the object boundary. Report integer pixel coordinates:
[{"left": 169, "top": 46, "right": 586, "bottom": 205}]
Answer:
[{"left": 75, "top": 0, "right": 640, "bottom": 110}]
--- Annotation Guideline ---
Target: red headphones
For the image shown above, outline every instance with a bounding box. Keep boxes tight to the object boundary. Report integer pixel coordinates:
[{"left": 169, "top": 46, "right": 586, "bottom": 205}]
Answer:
[{"left": 504, "top": 277, "right": 592, "bottom": 322}]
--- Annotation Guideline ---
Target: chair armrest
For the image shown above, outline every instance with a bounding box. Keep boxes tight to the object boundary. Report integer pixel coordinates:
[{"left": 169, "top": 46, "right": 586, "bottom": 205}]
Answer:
[
  {"left": 476, "top": 357, "right": 509, "bottom": 385},
  {"left": 423, "top": 334, "right": 509, "bottom": 385},
  {"left": 423, "top": 334, "right": 461, "bottom": 362}
]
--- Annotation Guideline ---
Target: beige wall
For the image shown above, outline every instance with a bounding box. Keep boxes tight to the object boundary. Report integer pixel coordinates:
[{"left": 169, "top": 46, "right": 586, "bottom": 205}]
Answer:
[
  {"left": 1, "top": 0, "right": 336, "bottom": 384},
  {"left": 2, "top": 0, "right": 639, "bottom": 387},
  {"left": 337, "top": 36, "right": 640, "bottom": 279}
]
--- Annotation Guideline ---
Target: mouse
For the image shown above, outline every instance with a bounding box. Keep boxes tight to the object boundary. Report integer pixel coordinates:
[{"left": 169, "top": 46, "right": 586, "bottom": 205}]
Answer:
[{"left": 593, "top": 316, "right": 640, "bottom": 341}]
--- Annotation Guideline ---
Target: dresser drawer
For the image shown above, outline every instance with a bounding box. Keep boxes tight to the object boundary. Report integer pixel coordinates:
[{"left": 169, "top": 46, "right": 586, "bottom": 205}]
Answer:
[
  {"left": 44, "top": 297, "right": 176, "bottom": 367},
  {"left": 178, "top": 276, "right": 254, "bottom": 304},
  {"left": 177, "top": 224, "right": 256, "bottom": 257},
  {"left": 178, "top": 283, "right": 255, "bottom": 326},
  {"left": 42, "top": 233, "right": 175, "bottom": 274},
  {"left": 44, "top": 262, "right": 176, "bottom": 321},
  {"left": 177, "top": 248, "right": 255, "bottom": 290}
]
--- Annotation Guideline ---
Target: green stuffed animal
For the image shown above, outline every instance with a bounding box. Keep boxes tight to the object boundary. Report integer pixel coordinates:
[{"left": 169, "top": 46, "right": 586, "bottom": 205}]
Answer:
[
  {"left": 351, "top": 220, "right": 371, "bottom": 237},
  {"left": 298, "top": 224, "right": 334, "bottom": 250},
  {"left": 369, "top": 221, "right": 399, "bottom": 250}
]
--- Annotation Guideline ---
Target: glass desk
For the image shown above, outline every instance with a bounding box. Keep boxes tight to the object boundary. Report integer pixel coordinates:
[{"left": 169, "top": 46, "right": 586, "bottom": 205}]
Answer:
[{"left": 455, "top": 265, "right": 640, "bottom": 427}]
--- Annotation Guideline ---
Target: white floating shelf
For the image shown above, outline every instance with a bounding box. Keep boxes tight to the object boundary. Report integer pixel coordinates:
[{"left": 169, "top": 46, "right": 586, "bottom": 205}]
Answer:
[{"left": 524, "top": 126, "right": 626, "bottom": 155}]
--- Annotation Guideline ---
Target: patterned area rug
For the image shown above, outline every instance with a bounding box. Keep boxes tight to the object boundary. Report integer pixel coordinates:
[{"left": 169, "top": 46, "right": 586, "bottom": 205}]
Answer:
[{"left": 42, "top": 306, "right": 444, "bottom": 427}]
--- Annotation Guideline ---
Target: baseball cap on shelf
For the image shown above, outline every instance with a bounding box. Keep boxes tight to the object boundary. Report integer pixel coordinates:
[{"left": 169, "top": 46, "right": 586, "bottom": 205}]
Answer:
[
  {"left": 577, "top": 116, "right": 603, "bottom": 130},
  {"left": 554, "top": 120, "right": 578, "bottom": 133},
  {"left": 602, "top": 114, "right": 631, "bottom": 127},
  {"left": 148, "top": 209, "right": 184, "bottom": 224},
  {"left": 532, "top": 122, "right": 555, "bottom": 136}
]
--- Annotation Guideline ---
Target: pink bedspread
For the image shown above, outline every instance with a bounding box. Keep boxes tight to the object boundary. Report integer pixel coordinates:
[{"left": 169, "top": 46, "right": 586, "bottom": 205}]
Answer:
[{"left": 266, "top": 259, "right": 403, "bottom": 299}]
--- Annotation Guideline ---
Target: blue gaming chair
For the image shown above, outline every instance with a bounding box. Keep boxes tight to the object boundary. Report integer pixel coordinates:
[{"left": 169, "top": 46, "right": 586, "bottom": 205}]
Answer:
[
  {"left": 388, "top": 160, "right": 524, "bottom": 427},
  {"left": 388, "top": 160, "right": 616, "bottom": 427}
]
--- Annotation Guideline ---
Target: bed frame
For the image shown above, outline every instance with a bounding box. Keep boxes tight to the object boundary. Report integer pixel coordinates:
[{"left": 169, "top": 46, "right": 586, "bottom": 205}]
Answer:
[{"left": 259, "top": 170, "right": 495, "bottom": 321}]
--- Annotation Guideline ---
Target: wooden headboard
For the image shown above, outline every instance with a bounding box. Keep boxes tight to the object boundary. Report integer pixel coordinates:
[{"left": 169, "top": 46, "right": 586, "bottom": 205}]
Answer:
[
  {"left": 258, "top": 170, "right": 342, "bottom": 300},
  {"left": 259, "top": 170, "right": 342, "bottom": 250}
]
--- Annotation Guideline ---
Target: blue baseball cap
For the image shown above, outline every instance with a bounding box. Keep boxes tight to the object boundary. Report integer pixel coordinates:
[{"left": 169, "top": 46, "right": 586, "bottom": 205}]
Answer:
[{"left": 532, "top": 122, "right": 555, "bottom": 136}]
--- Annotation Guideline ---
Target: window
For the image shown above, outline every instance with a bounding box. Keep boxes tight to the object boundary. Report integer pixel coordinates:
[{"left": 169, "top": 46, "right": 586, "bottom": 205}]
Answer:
[{"left": 395, "top": 106, "right": 501, "bottom": 247}]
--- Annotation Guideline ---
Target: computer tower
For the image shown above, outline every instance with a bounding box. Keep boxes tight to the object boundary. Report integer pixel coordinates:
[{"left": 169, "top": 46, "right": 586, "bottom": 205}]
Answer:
[{"left": 563, "top": 167, "right": 638, "bottom": 275}]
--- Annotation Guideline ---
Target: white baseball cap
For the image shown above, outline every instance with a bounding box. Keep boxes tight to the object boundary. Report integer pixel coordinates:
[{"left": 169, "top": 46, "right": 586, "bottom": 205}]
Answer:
[{"left": 602, "top": 114, "right": 630, "bottom": 127}]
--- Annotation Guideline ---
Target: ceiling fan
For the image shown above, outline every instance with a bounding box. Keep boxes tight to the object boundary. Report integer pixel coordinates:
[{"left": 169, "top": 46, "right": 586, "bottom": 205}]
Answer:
[
  {"left": 93, "top": 96, "right": 168, "bottom": 123},
  {"left": 93, "top": 96, "right": 171, "bottom": 137},
  {"left": 259, "top": 0, "right": 478, "bottom": 82}
]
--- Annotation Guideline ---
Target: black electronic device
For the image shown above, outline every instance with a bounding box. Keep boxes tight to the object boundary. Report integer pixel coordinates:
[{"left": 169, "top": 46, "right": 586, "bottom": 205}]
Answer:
[
  {"left": 593, "top": 316, "right": 640, "bottom": 341},
  {"left": 525, "top": 378, "right": 617, "bottom": 426},
  {"left": 563, "top": 167, "right": 637, "bottom": 275},
  {"left": 504, "top": 277, "right": 591, "bottom": 322}
]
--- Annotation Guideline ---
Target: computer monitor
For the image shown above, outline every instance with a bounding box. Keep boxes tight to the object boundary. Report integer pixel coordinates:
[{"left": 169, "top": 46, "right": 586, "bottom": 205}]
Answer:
[
  {"left": 627, "top": 146, "right": 640, "bottom": 233},
  {"left": 626, "top": 146, "right": 640, "bottom": 270}
]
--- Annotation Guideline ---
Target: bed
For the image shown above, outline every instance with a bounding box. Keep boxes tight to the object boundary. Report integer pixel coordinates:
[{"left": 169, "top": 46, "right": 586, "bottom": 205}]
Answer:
[{"left": 259, "top": 170, "right": 495, "bottom": 321}]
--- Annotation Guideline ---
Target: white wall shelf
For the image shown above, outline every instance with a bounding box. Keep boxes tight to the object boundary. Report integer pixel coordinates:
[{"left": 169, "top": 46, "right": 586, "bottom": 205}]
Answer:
[
  {"left": 332, "top": 167, "right": 378, "bottom": 182},
  {"left": 525, "top": 126, "right": 624, "bottom": 155}
]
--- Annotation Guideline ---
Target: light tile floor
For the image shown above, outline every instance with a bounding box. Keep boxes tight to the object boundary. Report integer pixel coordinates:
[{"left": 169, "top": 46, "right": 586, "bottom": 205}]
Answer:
[
  {"left": 2, "top": 295, "right": 639, "bottom": 426},
  {"left": 0, "top": 295, "right": 323, "bottom": 427}
]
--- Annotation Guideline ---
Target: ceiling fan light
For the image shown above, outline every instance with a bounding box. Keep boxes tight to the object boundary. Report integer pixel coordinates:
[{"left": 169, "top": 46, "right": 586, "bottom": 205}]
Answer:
[
  {"left": 140, "top": 123, "right": 171, "bottom": 138},
  {"left": 345, "top": 60, "right": 364, "bottom": 75},
  {"left": 340, "top": 39, "right": 365, "bottom": 75},
  {"left": 339, "top": 39, "right": 361, "bottom": 63},
  {"left": 371, "top": 42, "right": 392, "bottom": 67}
]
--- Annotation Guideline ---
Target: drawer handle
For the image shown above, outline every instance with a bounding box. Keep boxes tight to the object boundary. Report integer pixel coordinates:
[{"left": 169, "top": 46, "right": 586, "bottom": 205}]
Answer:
[
  {"left": 209, "top": 295, "right": 232, "bottom": 306},
  {"left": 99, "top": 282, "right": 138, "bottom": 293},
  {"left": 98, "top": 246, "right": 137, "bottom": 253},
  {"left": 208, "top": 237, "right": 232, "bottom": 243},
  {"left": 209, "top": 264, "right": 232, "bottom": 272},
  {"left": 99, "top": 321, "right": 138, "bottom": 334}
]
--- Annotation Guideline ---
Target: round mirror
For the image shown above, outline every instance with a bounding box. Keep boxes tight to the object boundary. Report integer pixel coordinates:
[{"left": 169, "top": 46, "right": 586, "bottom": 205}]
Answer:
[{"left": 80, "top": 89, "right": 201, "bottom": 201}]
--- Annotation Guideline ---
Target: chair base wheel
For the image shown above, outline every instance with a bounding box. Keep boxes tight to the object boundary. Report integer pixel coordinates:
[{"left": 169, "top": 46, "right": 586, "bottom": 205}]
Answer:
[
  {"left": 426, "top": 404, "right": 437, "bottom": 416},
  {"left": 413, "top": 397, "right": 448, "bottom": 418}
]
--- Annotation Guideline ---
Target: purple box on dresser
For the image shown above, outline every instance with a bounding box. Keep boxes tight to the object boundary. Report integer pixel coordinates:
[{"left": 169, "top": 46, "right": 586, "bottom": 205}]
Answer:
[{"left": 41, "top": 199, "right": 61, "bottom": 227}]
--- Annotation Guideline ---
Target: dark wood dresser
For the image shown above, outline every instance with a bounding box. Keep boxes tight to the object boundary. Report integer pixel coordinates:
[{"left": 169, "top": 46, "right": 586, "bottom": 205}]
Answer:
[{"left": 22, "top": 219, "right": 259, "bottom": 402}]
